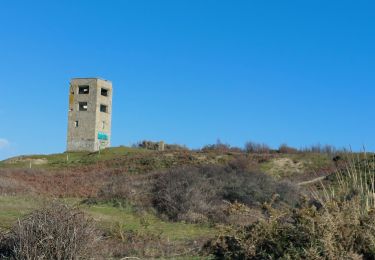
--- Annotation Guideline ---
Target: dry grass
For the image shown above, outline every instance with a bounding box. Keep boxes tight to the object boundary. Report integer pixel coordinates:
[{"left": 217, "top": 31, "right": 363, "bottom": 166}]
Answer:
[{"left": 315, "top": 152, "right": 375, "bottom": 213}]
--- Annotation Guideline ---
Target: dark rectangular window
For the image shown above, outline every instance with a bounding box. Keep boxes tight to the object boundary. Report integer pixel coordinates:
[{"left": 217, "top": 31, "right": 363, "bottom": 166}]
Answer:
[
  {"left": 100, "top": 104, "right": 108, "bottom": 113},
  {"left": 79, "top": 102, "right": 88, "bottom": 111},
  {"left": 74, "top": 121, "right": 79, "bottom": 127},
  {"left": 78, "top": 86, "right": 90, "bottom": 94},
  {"left": 101, "top": 88, "right": 109, "bottom": 96}
]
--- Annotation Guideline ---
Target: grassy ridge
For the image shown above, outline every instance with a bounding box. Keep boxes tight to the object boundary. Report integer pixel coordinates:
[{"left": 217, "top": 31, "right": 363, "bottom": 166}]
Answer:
[
  {"left": 0, "top": 146, "right": 336, "bottom": 179},
  {"left": 0, "top": 196, "right": 215, "bottom": 243},
  {"left": 0, "top": 146, "right": 342, "bottom": 258},
  {"left": 0, "top": 147, "right": 151, "bottom": 169}
]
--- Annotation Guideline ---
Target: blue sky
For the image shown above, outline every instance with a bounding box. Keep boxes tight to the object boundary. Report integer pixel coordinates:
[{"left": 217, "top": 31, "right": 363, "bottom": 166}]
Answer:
[{"left": 0, "top": 0, "right": 374, "bottom": 159}]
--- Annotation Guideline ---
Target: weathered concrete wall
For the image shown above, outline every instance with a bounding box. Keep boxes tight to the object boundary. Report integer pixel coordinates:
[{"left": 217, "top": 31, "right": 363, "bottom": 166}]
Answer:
[
  {"left": 66, "top": 78, "right": 113, "bottom": 152},
  {"left": 95, "top": 79, "right": 113, "bottom": 150}
]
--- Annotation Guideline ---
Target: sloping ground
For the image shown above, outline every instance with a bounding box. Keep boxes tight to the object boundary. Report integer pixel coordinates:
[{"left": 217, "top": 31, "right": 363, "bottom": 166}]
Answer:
[
  {"left": 262, "top": 158, "right": 305, "bottom": 177},
  {"left": 0, "top": 147, "right": 341, "bottom": 258},
  {"left": 0, "top": 147, "right": 231, "bottom": 171},
  {"left": 260, "top": 153, "right": 335, "bottom": 181},
  {"left": 0, "top": 149, "right": 228, "bottom": 197},
  {"left": 0, "top": 196, "right": 215, "bottom": 258},
  {"left": 2, "top": 157, "right": 48, "bottom": 165},
  {"left": 0, "top": 146, "right": 283, "bottom": 171},
  {"left": 0, "top": 147, "right": 336, "bottom": 198}
]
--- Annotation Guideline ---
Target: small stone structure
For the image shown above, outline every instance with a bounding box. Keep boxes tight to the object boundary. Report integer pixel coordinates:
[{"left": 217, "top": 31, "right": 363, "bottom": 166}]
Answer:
[
  {"left": 138, "top": 141, "right": 165, "bottom": 151},
  {"left": 66, "top": 78, "right": 113, "bottom": 152}
]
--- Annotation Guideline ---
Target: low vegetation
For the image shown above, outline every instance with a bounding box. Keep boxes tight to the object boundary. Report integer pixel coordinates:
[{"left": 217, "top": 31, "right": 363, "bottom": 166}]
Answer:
[
  {"left": 206, "top": 155, "right": 375, "bottom": 259},
  {"left": 0, "top": 203, "right": 98, "bottom": 259},
  {"left": 151, "top": 164, "right": 299, "bottom": 223},
  {"left": 0, "top": 142, "right": 369, "bottom": 258}
]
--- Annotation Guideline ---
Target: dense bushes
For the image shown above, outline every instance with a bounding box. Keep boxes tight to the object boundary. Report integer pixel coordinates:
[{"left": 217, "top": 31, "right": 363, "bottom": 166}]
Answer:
[
  {"left": 278, "top": 144, "right": 299, "bottom": 154},
  {"left": 207, "top": 159, "right": 375, "bottom": 259},
  {"left": 0, "top": 203, "right": 98, "bottom": 259},
  {"left": 151, "top": 164, "right": 300, "bottom": 223},
  {"left": 97, "top": 173, "right": 154, "bottom": 209},
  {"left": 245, "top": 141, "right": 271, "bottom": 154},
  {"left": 95, "top": 161, "right": 300, "bottom": 224},
  {"left": 201, "top": 140, "right": 242, "bottom": 153},
  {"left": 208, "top": 198, "right": 375, "bottom": 259},
  {"left": 152, "top": 166, "right": 221, "bottom": 222}
]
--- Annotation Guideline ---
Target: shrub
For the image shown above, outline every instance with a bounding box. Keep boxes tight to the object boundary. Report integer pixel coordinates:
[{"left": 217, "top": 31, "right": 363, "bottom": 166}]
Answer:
[
  {"left": 208, "top": 197, "right": 375, "bottom": 259},
  {"left": 151, "top": 165, "right": 300, "bottom": 223},
  {"left": 0, "top": 202, "right": 99, "bottom": 259},
  {"left": 245, "top": 141, "right": 270, "bottom": 154},
  {"left": 207, "top": 156, "right": 375, "bottom": 259},
  {"left": 300, "top": 143, "right": 342, "bottom": 155},
  {"left": 201, "top": 140, "right": 233, "bottom": 153},
  {"left": 278, "top": 144, "right": 299, "bottom": 154},
  {"left": 151, "top": 166, "right": 221, "bottom": 222},
  {"left": 226, "top": 156, "right": 251, "bottom": 171},
  {"left": 97, "top": 173, "right": 154, "bottom": 209}
]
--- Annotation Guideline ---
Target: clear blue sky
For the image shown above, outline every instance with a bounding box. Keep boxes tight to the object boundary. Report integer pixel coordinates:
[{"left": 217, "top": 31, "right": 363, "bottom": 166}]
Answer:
[{"left": 0, "top": 0, "right": 374, "bottom": 159}]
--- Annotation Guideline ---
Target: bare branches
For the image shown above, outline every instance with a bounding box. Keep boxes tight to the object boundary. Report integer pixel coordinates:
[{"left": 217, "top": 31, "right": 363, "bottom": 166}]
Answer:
[{"left": 0, "top": 202, "right": 99, "bottom": 259}]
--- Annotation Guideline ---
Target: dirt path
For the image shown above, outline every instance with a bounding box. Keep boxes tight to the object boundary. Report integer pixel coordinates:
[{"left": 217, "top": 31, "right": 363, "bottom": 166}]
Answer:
[{"left": 298, "top": 176, "right": 326, "bottom": 186}]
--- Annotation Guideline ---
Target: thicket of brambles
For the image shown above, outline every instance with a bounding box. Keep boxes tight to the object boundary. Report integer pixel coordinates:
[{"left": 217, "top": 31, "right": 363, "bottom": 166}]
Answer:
[{"left": 0, "top": 203, "right": 98, "bottom": 259}]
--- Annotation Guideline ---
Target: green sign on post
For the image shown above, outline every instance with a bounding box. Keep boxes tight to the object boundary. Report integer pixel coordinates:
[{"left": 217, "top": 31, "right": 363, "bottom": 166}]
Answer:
[{"left": 98, "top": 132, "right": 108, "bottom": 140}]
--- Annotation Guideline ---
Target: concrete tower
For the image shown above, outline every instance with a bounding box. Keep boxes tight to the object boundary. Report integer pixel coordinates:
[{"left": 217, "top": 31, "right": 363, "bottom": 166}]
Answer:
[{"left": 67, "top": 78, "right": 113, "bottom": 152}]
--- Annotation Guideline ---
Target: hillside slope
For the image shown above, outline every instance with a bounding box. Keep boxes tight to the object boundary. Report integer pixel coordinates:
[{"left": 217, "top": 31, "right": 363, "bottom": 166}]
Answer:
[{"left": 0, "top": 146, "right": 339, "bottom": 258}]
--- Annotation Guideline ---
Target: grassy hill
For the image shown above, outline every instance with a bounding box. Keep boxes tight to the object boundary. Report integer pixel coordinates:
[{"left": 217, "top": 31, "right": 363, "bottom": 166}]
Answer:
[
  {"left": 0, "top": 145, "right": 347, "bottom": 258},
  {"left": 0, "top": 145, "right": 335, "bottom": 177}
]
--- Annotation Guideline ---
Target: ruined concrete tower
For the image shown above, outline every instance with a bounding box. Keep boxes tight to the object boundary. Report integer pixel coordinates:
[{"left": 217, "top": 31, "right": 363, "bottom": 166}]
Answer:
[{"left": 67, "top": 78, "right": 113, "bottom": 152}]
